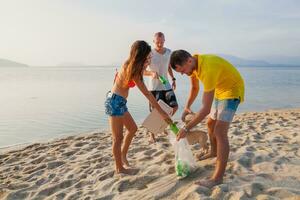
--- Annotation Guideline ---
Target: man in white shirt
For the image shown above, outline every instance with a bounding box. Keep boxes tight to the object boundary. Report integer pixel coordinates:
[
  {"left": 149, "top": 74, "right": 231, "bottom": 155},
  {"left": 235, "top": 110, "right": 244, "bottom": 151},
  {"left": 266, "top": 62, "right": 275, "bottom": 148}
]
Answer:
[{"left": 144, "top": 32, "right": 178, "bottom": 142}]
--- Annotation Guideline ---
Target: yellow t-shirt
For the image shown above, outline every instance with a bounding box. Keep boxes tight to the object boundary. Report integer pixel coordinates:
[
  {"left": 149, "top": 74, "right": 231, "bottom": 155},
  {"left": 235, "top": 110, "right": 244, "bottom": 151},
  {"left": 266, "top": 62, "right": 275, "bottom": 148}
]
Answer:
[{"left": 191, "top": 54, "right": 245, "bottom": 102}]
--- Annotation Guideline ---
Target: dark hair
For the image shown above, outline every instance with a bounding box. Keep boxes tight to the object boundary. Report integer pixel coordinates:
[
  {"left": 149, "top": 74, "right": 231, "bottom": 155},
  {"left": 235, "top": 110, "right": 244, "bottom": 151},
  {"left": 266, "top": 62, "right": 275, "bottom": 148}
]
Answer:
[
  {"left": 170, "top": 50, "right": 192, "bottom": 70},
  {"left": 154, "top": 32, "right": 164, "bottom": 38},
  {"left": 123, "top": 40, "right": 151, "bottom": 86}
]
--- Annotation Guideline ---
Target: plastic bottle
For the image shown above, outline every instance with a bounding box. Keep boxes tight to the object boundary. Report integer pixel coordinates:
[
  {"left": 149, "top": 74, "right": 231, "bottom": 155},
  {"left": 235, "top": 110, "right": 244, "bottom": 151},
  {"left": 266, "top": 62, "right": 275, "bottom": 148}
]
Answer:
[
  {"left": 169, "top": 123, "right": 179, "bottom": 135},
  {"left": 176, "top": 158, "right": 190, "bottom": 177},
  {"left": 158, "top": 76, "right": 167, "bottom": 85}
]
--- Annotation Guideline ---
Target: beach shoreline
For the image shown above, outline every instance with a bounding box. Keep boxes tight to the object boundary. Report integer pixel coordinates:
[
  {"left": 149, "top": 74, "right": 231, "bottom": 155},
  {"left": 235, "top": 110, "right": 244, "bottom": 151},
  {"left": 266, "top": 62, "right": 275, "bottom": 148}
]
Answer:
[
  {"left": 1, "top": 108, "right": 300, "bottom": 199},
  {"left": 0, "top": 107, "right": 298, "bottom": 152}
]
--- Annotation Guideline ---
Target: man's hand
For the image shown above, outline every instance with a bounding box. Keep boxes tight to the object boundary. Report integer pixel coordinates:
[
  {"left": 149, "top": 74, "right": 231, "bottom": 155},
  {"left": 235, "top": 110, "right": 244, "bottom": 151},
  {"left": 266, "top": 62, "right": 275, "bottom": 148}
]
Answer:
[
  {"left": 151, "top": 71, "right": 159, "bottom": 79},
  {"left": 176, "top": 128, "right": 187, "bottom": 141},
  {"left": 172, "top": 80, "right": 176, "bottom": 90},
  {"left": 181, "top": 108, "right": 193, "bottom": 122}
]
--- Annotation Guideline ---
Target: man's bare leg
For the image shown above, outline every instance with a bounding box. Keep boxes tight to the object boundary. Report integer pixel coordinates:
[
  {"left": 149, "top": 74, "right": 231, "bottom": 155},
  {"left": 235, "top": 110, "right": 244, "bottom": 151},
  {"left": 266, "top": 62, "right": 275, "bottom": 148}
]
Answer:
[{"left": 195, "top": 120, "right": 230, "bottom": 187}]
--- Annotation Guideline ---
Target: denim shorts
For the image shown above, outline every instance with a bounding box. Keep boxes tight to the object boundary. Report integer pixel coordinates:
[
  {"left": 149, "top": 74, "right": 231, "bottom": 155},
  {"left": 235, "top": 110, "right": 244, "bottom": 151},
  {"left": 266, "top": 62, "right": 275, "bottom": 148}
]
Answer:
[
  {"left": 104, "top": 91, "right": 128, "bottom": 116},
  {"left": 209, "top": 98, "right": 240, "bottom": 122}
]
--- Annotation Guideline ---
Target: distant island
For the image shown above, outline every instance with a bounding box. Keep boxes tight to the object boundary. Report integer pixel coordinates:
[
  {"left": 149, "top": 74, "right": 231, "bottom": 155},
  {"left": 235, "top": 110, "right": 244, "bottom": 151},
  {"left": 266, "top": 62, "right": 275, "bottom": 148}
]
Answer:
[
  {"left": 0, "top": 58, "right": 29, "bottom": 67},
  {"left": 219, "top": 54, "right": 300, "bottom": 67},
  {"left": 1, "top": 55, "right": 299, "bottom": 68}
]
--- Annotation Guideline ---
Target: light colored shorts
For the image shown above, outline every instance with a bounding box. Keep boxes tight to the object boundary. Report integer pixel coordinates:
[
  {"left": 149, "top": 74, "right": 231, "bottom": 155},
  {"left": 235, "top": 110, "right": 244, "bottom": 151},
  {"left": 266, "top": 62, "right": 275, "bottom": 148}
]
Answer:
[{"left": 209, "top": 98, "right": 240, "bottom": 123}]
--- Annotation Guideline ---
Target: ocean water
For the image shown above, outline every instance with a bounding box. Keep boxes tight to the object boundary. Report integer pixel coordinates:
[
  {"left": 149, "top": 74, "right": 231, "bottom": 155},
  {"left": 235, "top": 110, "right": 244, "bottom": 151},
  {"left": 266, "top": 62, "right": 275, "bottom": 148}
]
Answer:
[{"left": 1, "top": 66, "right": 300, "bottom": 147}]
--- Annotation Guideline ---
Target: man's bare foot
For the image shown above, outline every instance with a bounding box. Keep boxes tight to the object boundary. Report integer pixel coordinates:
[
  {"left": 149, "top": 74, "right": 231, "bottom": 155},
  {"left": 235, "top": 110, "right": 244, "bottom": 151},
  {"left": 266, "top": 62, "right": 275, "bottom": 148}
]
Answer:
[
  {"left": 116, "top": 167, "right": 138, "bottom": 175},
  {"left": 121, "top": 155, "right": 130, "bottom": 168},
  {"left": 194, "top": 178, "right": 223, "bottom": 188},
  {"left": 196, "top": 152, "right": 216, "bottom": 161}
]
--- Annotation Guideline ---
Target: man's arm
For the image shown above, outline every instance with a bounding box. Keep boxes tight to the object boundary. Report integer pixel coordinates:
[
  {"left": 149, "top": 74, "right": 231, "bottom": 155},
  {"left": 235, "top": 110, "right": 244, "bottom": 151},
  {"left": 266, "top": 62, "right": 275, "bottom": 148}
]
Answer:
[
  {"left": 186, "top": 75, "right": 200, "bottom": 110},
  {"left": 168, "top": 64, "right": 176, "bottom": 90},
  {"left": 168, "top": 64, "right": 175, "bottom": 80},
  {"left": 185, "top": 90, "right": 214, "bottom": 130},
  {"left": 143, "top": 70, "right": 153, "bottom": 76},
  {"left": 176, "top": 90, "right": 214, "bottom": 140},
  {"left": 181, "top": 75, "right": 199, "bottom": 121},
  {"left": 143, "top": 70, "right": 159, "bottom": 79}
]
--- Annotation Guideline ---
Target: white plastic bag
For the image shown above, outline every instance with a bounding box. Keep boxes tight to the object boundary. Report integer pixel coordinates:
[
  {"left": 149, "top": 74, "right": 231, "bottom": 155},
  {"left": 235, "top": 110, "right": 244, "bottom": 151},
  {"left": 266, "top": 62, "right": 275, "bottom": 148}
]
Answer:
[{"left": 168, "top": 133, "right": 197, "bottom": 178}]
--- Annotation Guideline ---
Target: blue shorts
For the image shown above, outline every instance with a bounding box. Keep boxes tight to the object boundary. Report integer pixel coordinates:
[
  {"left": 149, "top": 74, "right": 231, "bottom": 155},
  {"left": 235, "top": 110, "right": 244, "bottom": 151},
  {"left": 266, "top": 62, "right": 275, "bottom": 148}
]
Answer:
[
  {"left": 104, "top": 91, "right": 128, "bottom": 116},
  {"left": 209, "top": 98, "right": 240, "bottom": 123}
]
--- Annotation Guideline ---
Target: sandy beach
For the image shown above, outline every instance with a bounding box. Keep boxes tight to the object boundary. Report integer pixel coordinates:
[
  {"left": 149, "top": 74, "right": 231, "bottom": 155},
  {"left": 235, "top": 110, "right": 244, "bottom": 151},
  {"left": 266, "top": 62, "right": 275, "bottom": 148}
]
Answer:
[{"left": 1, "top": 109, "right": 300, "bottom": 200}]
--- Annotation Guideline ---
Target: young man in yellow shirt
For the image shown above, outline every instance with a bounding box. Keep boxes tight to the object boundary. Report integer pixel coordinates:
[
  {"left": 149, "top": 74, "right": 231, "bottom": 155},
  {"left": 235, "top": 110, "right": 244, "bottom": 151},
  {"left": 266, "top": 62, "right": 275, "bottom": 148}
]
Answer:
[{"left": 170, "top": 50, "right": 245, "bottom": 188}]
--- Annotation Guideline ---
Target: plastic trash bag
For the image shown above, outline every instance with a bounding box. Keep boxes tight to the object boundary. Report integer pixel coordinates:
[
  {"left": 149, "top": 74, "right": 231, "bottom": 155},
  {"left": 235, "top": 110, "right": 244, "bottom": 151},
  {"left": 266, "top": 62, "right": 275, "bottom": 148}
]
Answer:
[{"left": 168, "top": 132, "right": 197, "bottom": 178}]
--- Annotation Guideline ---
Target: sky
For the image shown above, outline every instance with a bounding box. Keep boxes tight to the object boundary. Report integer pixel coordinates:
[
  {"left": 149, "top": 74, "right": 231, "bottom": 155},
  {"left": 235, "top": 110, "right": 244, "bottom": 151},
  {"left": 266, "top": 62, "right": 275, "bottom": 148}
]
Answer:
[{"left": 0, "top": 0, "right": 299, "bottom": 66}]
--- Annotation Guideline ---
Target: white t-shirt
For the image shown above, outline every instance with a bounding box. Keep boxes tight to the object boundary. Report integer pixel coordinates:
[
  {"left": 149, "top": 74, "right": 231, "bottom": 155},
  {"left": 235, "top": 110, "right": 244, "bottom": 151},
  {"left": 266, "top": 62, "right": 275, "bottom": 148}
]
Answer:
[{"left": 147, "top": 48, "right": 172, "bottom": 91}]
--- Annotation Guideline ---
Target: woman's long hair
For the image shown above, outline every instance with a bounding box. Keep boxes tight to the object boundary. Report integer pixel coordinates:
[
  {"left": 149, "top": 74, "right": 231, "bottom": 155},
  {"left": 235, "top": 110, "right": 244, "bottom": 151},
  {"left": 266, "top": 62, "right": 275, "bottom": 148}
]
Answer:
[{"left": 123, "top": 40, "right": 151, "bottom": 86}]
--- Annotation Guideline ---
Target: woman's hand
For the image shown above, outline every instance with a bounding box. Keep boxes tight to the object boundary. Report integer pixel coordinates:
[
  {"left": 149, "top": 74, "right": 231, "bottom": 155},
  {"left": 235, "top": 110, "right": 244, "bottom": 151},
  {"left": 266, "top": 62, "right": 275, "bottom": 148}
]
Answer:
[{"left": 161, "top": 111, "right": 172, "bottom": 124}]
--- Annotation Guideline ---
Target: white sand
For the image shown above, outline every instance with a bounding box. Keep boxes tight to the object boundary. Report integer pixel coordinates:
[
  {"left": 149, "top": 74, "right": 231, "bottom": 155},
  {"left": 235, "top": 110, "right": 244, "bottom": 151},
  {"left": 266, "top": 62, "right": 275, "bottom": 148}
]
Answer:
[{"left": 1, "top": 109, "right": 300, "bottom": 200}]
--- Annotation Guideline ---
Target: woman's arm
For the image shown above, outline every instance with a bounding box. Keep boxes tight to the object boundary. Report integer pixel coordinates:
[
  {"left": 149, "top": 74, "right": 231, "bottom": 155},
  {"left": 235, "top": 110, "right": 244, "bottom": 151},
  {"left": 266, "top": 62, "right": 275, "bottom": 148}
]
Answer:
[{"left": 134, "top": 76, "right": 172, "bottom": 124}]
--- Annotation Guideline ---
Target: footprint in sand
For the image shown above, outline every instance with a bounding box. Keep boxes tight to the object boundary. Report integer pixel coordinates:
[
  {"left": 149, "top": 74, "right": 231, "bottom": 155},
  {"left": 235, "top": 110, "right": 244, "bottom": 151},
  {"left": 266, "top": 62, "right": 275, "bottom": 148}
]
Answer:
[
  {"left": 98, "top": 171, "right": 115, "bottom": 181},
  {"left": 167, "top": 166, "right": 175, "bottom": 174},
  {"left": 4, "top": 157, "right": 20, "bottom": 164},
  {"left": 23, "top": 164, "right": 47, "bottom": 174},
  {"left": 6, "top": 190, "right": 29, "bottom": 200},
  {"left": 116, "top": 175, "right": 158, "bottom": 192},
  {"left": 144, "top": 149, "right": 157, "bottom": 156},
  {"left": 62, "top": 150, "right": 77, "bottom": 157},
  {"left": 74, "top": 142, "right": 89, "bottom": 147},
  {"left": 237, "top": 153, "right": 254, "bottom": 168},
  {"left": 96, "top": 194, "right": 115, "bottom": 200},
  {"left": 243, "top": 182, "right": 265, "bottom": 197},
  {"left": 64, "top": 191, "right": 83, "bottom": 200},
  {"left": 0, "top": 154, "right": 9, "bottom": 159},
  {"left": 30, "top": 156, "right": 46, "bottom": 165},
  {"left": 47, "top": 161, "right": 65, "bottom": 170},
  {"left": 138, "top": 156, "right": 152, "bottom": 162},
  {"left": 131, "top": 146, "right": 151, "bottom": 153},
  {"left": 36, "top": 179, "right": 75, "bottom": 197},
  {"left": 22, "top": 169, "right": 45, "bottom": 182},
  {"left": 152, "top": 150, "right": 164, "bottom": 157},
  {"left": 55, "top": 192, "right": 66, "bottom": 199}
]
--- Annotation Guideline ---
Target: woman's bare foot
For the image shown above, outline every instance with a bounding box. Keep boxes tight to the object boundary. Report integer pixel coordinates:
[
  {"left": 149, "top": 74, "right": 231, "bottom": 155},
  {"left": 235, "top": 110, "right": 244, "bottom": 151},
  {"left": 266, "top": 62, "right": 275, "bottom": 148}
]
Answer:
[
  {"left": 196, "top": 152, "right": 216, "bottom": 161},
  {"left": 148, "top": 132, "right": 156, "bottom": 144},
  {"left": 116, "top": 167, "right": 139, "bottom": 175},
  {"left": 162, "top": 130, "right": 168, "bottom": 136},
  {"left": 194, "top": 178, "right": 223, "bottom": 188}
]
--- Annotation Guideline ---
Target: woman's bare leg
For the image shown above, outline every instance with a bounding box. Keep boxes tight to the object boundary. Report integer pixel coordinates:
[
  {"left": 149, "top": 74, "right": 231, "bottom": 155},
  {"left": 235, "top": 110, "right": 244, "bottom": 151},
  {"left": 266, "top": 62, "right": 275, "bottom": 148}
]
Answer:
[
  {"left": 110, "top": 116, "right": 125, "bottom": 173},
  {"left": 122, "top": 111, "right": 138, "bottom": 167}
]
